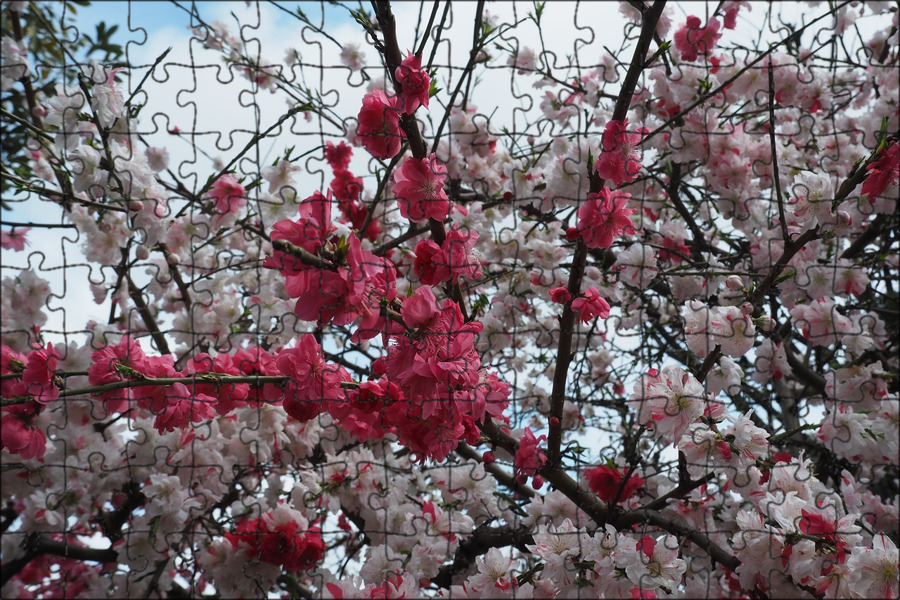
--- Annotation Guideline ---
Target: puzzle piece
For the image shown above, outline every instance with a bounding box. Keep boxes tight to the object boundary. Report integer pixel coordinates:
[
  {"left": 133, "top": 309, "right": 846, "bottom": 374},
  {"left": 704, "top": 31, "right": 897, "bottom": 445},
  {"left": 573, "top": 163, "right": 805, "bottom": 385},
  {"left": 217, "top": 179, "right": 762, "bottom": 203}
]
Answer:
[{"left": 1, "top": 1, "right": 898, "bottom": 599}]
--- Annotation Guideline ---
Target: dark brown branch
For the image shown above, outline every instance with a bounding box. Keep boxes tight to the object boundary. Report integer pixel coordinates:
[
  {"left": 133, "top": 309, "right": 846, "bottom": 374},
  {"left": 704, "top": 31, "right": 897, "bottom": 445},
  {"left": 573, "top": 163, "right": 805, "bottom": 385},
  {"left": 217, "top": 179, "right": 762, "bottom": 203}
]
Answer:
[
  {"left": 1, "top": 536, "right": 118, "bottom": 588},
  {"left": 157, "top": 243, "right": 192, "bottom": 311},
  {"left": 629, "top": 509, "right": 740, "bottom": 571},
  {"left": 768, "top": 64, "right": 790, "bottom": 243},
  {"left": 456, "top": 442, "right": 536, "bottom": 499},
  {"left": 124, "top": 269, "right": 171, "bottom": 356},
  {"left": 432, "top": 524, "right": 533, "bottom": 589},
  {"left": 548, "top": 0, "right": 667, "bottom": 466}
]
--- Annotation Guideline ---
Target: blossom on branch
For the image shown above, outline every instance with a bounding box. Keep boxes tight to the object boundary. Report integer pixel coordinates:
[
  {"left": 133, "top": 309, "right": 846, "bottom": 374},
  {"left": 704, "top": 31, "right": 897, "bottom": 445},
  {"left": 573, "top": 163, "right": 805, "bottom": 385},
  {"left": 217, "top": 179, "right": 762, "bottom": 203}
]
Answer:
[
  {"left": 595, "top": 119, "right": 648, "bottom": 187},
  {"left": 393, "top": 153, "right": 452, "bottom": 223},
  {"left": 674, "top": 16, "right": 722, "bottom": 62},
  {"left": 573, "top": 187, "right": 635, "bottom": 249},
  {"left": 394, "top": 51, "right": 430, "bottom": 114},
  {"left": 357, "top": 89, "right": 404, "bottom": 159}
]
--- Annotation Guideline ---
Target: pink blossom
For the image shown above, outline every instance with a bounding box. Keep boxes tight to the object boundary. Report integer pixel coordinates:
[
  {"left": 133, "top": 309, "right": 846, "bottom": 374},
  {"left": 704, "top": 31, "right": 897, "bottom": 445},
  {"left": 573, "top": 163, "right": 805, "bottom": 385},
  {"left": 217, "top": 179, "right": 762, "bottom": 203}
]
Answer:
[
  {"left": 595, "top": 119, "right": 648, "bottom": 187},
  {"left": 413, "top": 226, "right": 481, "bottom": 285},
  {"left": 324, "top": 141, "right": 353, "bottom": 171},
  {"left": 233, "top": 347, "right": 283, "bottom": 405},
  {"left": 0, "top": 345, "right": 27, "bottom": 400},
  {"left": 549, "top": 286, "right": 572, "bottom": 304},
  {"left": 674, "top": 16, "right": 722, "bottom": 62},
  {"left": 628, "top": 365, "right": 708, "bottom": 444},
  {"left": 393, "top": 154, "right": 452, "bottom": 223},
  {"left": 276, "top": 334, "right": 349, "bottom": 422},
  {"left": 401, "top": 285, "right": 441, "bottom": 329},
  {"left": 327, "top": 378, "right": 401, "bottom": 441},
  {"left": 1, "top": 227, "right": 30, "bottom": 251},
  {"left": 267, "top": 190, "right": 335, "bottom": 259},
  {"left": 226, "top": 508, "right": 324, "bottom": 573},
  {"left": 846, "top": 533, "right": 899, "bottom": 599},
  {"left": 682, "top": 300, "right": 756, "bottom": 358},
  {"left": 0, "top": 404, "right": 46, "bottom": 459},
  {"left": 21, "top": 343, "right": 60, "bottom": 404},
  {"left": 208, "top": 174, "right": 247, "bottom": 223},
  {"left": 413, "top": 239, "right": 447, "bottom": 285},
  {"left": 585, "top": 465, "right": 644, "bottom": 503},
  {"left": 88, "top": 336, "right": 148, "bottom": 414},
  {"left": 152, "top": 383, "right": 217, "bottom": 433},
  {"left": 514, "top": 427, "right": 547, "bottom": 482},
  {"left": 394, "top": 51, "right": 430, "bottom": 114},
  {"left": 721, "top": 1, "right": 751, "bottom": 29},
  {"left": 186, "top": 353, "right": 249, "bottom": 415},
  {"left": 357, "top": 89, "right": 404, "bottom": 159},
  {"left": 330, "top": 169, "right": 363, "bottom": 205},
  {"left": 571, "top": 286, "right": 611, "bottom": 323},
  {"left": 861, "top": 141, "right": 899, "bottom": 200},
  {"left": 789, "top": 298, "right": 852, "bottom": 347},
  {"left": 574, "top": 187, "right": 635, "bottom": 249}
]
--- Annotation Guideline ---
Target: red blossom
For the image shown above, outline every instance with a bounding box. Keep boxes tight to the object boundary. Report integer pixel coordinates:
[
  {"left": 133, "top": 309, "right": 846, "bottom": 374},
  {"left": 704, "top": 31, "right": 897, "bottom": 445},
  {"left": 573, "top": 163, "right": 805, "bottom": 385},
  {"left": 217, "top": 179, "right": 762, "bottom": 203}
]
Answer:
[
  {"left": 357, "top": 89, "right": 404, "bottom": 159},
  {"left": 674, "top": 16, "right": 722, "bottom": 61},
  {"left": 514, "top": 427, "right": 547, "bottom": 482},
  {"left": 394, "top": 51, "right": 430, "bottom": 114},
  {"left": 576, "top": 187, "right": 635, "bottom": 249},
  {"left": 276, "top": 334, "right": 349, "bottom": 422},
  {"left": 324, "top": 140, "right": 352, "bottom": 171},
  {"left": 862, "top": 141, "right": 899, "bottom": 199},
  {"left": 571, "top": 286, "right": 611, "bottom": 323},
  {"left": 393, "top": 154, "right": 452, "bottom": 223},
  {"left": 595, "top": 119, "right": 648, "bottom": 187}
]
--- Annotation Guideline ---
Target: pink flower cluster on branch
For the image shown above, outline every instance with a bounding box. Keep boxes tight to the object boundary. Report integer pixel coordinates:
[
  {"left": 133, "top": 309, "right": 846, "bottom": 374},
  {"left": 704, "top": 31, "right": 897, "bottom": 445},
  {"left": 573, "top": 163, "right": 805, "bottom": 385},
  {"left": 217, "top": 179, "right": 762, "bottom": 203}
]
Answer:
[
  {"left": 673, "top": 16, "right": 722, "bottom": 62},
  {"left": 414, "top": 225, "right": 482, "bottom": 285},
  {"left": 393, "top": 153, "right": 453, "bottom": 223},
  {"left": 595, "top": 119, "right": 648, "bottom": 187},
  {"left": 571, "top": 187, "right": 636, "bottom": 249},
  {"left": 357, "top": 89, "right": 405, "bottom": 159}
]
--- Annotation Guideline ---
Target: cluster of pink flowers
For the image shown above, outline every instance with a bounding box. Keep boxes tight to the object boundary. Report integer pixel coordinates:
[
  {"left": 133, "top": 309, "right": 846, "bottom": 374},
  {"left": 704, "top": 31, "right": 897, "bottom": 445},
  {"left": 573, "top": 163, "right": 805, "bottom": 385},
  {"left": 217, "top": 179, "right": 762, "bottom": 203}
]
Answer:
[
  {"left": 357, "top": 89, "right": 404, "bottom": 159},
  {"left": 372, "top": 286, "right": 510, "bottom": 460},
  {"left": 514, "top": 427, "right": 547, "bottom": 486},
  {"left": 571, "top": 187, "right": 635, "bottom": 249},
  {"left": 393, "top": 153, "right": 453, "bottom": 222},
  {"left": 584, "top": 464, "right": 645, "bottom": 503},
  {"left": 223, "top": 505, "right": 324, "bottom": 573},
  {"left": 325, "top": 141, "right": 375, "bottom": 239},
  {"left": 595, "top": 119, "right": 648, "bottom": 187},
  {"left": 414, "top": 225, "right": 481, "bottom": 285},
  {"left": 1, "top": 343, "right": 60, "bottom": 459},
  {"left": 673, "top": 16, "right": 722, "bottom": 62},
  {"left": 264, "top": 190, "right": 396, "bottom": 334}
]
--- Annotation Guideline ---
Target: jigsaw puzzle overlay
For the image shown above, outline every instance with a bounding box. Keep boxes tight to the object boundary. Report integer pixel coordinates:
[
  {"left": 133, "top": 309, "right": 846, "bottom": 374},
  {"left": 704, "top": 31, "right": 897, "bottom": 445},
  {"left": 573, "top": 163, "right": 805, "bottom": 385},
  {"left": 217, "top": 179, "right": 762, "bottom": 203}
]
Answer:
[{"left": 1, "top": 1, "right": 898, "bottom": 598}]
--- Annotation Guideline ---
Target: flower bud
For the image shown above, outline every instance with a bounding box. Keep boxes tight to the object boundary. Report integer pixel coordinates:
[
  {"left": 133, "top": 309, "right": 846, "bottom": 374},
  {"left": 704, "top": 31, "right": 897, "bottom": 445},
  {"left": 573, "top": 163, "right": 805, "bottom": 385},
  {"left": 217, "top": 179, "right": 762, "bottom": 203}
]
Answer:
[
  {"left": 725, "top": 275, "right": 744, "bottom": 291},
  {"left": 532, "top": 475, "right": 545, "bottom": 490},
  {"left": 837, "top": 211, "right": 852, "bottom": 227},
  {"left": 135, "top": 246, "right": 150, "bottom": 261},
  {"left": 740, "top": 302, "right": 754, "bottom": 316},
  {"left": 482, "top": 451, "right": 495, "bottom": 465},
  {"left": 757, "top": 315, "right": 775, "bottom": 332}
]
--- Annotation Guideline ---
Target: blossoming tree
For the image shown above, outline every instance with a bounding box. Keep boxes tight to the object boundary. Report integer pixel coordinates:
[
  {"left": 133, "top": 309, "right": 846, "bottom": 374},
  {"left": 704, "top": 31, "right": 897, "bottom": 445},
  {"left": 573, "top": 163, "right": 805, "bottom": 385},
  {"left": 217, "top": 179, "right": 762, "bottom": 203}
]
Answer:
[{"left": 2, "top": 1, "right": 898, "bottom": 598}]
